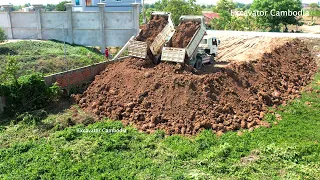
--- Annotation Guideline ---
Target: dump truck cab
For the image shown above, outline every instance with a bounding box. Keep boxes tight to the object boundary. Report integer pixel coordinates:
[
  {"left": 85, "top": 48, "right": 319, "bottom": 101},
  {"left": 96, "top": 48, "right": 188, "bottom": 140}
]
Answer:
[{"left": 198, "top": 35, "right": 220, "bottom": 57}]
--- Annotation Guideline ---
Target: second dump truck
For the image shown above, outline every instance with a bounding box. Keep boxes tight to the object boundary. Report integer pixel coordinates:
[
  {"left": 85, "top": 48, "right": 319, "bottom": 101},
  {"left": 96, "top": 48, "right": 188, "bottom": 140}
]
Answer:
[{"left": 161, "top": 16, "right": 219, "bottom": 69}]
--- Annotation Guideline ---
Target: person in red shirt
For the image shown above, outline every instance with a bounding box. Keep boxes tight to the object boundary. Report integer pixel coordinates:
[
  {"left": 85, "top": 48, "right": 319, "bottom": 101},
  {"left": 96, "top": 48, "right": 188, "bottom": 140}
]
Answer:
[{"left": 105, "top": 48, "right": 109, "bottom": 60}]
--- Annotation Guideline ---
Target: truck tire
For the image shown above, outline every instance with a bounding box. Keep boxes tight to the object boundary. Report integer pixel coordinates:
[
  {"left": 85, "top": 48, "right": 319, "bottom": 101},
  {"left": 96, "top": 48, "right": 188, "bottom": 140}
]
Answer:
[
  {"left": 195, "top": 59, "right": 202, "bottom": 70},
  {"left": 210, "top": 56, "right": 214, "bottom": 64},
  {"left": 153, "top": 55, "right": 161, "bottom": 65}
]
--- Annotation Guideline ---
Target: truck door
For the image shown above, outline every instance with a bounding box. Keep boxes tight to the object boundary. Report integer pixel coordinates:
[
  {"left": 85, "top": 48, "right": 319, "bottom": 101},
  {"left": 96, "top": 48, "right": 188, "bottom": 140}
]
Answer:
[{"left": 211, "top": 38, "right": 218, "bottom": 56}]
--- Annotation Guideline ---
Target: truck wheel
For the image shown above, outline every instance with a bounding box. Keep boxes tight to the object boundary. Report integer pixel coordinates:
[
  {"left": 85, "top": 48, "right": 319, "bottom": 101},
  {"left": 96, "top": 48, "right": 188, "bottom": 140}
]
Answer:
[
  {"left": 210, "top": 56, "right": 215, "bottom": 64},
  {"left": 153, "top": 55, "right": 161, "bottom": 65},
  {"left": 195, "top": 59, "right": 202, "bottom": 70}
]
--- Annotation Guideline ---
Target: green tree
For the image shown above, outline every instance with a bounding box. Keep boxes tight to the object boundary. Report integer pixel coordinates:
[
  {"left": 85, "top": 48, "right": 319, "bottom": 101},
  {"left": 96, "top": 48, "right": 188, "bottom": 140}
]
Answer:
[
  {"left": 24, "top": 3, "right": 31, "bottom": 7},
  {"left": 44, "top": 4, "right": 56, "bottom": 12},
  {"left": 211, "top": 0, "right": 235, "bottom": 30},
  {"left": 210, "top": 0, "right": 258, "bottom": 31},
  {"left": 207, "top": 5, "right": 214, "bottom": 9},
  {"left": 235, "top": 2, "right": 245, "bottom": 9},
  {"left": 140, "top": 8, "right": 156, "bottom": 24},
  {"left": 309, "top": 3, "right": 320, "bottom": 22},
  {"left": 55, "top": 1, "right": 71, "bottom": 11},
  {"left": 11, "top": 5, "right": 22, "bottom": 11},
  {"left": 0, "top": 27, "right": 6, "bottom": 43},
  {"left": 1, "top": 55, "right": 19, "bottom": 84},
  {"left": 214, "top": 0, "right": 235, "bottom": 13},
  {"left": 154, "top": 0, "right": 202, "bottom": 25},
  {"left": 251, "top": 0, "right": 302, "bottom": 31}
]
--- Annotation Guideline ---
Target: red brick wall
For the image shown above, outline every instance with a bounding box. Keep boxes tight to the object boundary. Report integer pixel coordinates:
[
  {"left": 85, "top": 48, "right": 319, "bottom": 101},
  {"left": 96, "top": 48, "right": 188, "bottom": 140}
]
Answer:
[{"left": 44, "top": 61, "right": 109, "bottom": 88}]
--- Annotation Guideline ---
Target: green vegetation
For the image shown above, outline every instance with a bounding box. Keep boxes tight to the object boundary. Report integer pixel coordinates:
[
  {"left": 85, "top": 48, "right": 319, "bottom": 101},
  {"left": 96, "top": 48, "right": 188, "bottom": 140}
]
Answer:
[
  {"left": 0, "top": 55, "right": 60, "bottom": 115},
  {"left": 210, "top": 0, "right": 257, "bottom": 31},
  {"left": 0, "top": 40, "right": 104, "bottom": 77},
  {"left": 309, "top": 3, "right": 320, "bottom": 23},
  {"left": 55, "top": 1, "right": 71, "bottom": 11},
  {"left": 0, "top": 73, "right": 319, "bottom": 179},
  {"left": 143, "top": 0, "right": 202, "bottom": 25},
  {"left": 0, "top": 27, "right": 6, "bottom": 43},
  {"left": 251, "top": 0, "right": 302, "bottom": 31},
  {"left": 44, "top": 4, "right": 57, "bottom": 12},
  {"left": 209, "top": 0, "right": 304, "bottom": 31}
]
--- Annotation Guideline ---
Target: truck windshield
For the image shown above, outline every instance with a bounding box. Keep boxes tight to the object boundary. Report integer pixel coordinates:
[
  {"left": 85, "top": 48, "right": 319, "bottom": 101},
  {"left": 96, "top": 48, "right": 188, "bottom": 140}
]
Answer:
[{"left": 200, "top": 39, "right": 207, "bottom": 44}]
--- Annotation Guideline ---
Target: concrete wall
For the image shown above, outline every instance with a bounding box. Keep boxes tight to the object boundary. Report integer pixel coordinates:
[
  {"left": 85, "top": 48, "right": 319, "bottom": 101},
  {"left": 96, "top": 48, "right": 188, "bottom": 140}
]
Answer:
[{"left": 0, "top": 3, "right": 140, "bottom": 52}]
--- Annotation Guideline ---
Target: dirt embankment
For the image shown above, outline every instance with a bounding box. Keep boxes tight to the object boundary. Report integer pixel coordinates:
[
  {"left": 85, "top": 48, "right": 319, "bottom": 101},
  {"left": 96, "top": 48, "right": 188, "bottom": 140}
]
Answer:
[
  {"left": 74, "top": 39, "right": 317, "bottom": 135},
  {"left": 136, "top": 15, "right": 168, "bottom": 45},
  {"left": 171, "top": 21, "right": 200, "bottom": 48}
]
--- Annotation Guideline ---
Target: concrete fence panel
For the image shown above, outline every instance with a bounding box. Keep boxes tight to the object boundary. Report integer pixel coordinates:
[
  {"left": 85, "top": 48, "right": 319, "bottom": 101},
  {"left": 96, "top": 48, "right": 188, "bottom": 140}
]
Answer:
[
  {"left": 105, "top": 29, "right": 133, "bottom": 46},
  {"left": 0, "top": 13, "right": 8, "bottom": 27},
  {"left": 105, "top": 12, "right": 133, "bottom": 29},
  {"left": 73, "top": 29, "right": 100, "bottom": 46},
  {"left": 41, "top": 12, "right": 68, "bottom": 28},
  {"left": 0, "top": 3, "right": 140, "bottom": 52},
  {"left": 72, "top": 12, "right": 100, "bottom": 29},
  {"left": 11, "top": 12, "right": 37, "bottom": 39}
]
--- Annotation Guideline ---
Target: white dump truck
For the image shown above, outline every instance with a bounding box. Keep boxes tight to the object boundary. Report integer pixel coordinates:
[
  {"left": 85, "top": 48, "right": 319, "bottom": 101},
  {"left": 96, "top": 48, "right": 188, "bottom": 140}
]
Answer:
[
  {"left": 161, "top": 16, "right": 219, "bottom": 69},
  {"left": 127, "top": 12, "right": 175, "bottom": 64}
]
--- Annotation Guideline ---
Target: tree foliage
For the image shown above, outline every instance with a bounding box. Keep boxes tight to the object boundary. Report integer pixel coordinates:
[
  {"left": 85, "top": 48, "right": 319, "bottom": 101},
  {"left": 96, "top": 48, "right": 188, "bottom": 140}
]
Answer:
[
  {"left": 210, "top": 0, "right": 254, "bottom": 31},
  {"left": 56, "top": 1, "right": 71, "bottom": 11},
  {"left": 214, "top": 0, "right": 235, "bottom": 13},
  {"left": 44, "top": 4, "right": 57, "bottom": 12},
  {"left": 251, "top": 0, "right": 302, "bottom": 31},
  {"left": 0, "top": 55, "right": 60, "bottom": 115},
  {"left": 11, "top": 5, "right": 22, "bottom": 11},
  {"left": 0, "top": 27, "right": 6, "bottom": 43},
  {"left": 154, "top": 0, "right": 202, "bottom": 25},
  {"left": 309, "top": 3, "right": 320, "bottom": 22},
  {"left": 0, "top": 55, "right": 19, "bottom": 83}
]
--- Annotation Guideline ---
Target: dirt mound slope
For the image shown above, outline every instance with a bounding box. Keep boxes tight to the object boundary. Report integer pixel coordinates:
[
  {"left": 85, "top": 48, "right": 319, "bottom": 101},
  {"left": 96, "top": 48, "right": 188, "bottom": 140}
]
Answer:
[
  {"left": 75, "top": 39, "right": 317, "bottom": 135},
  {"left": 216, "top": 36, "right": 292, "bottom": 63},
  {"left": 171, "top": 21, "right": 201, "bottom": 48},
  {"left": 136, "top": 15, "right": 168, "bottom": 45}
]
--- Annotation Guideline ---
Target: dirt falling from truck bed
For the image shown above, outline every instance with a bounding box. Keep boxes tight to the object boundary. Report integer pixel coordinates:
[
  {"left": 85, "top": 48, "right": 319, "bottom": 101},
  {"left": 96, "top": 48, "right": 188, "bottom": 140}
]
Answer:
[
  {"left": 171, "top": 21, "right": 201, "bottom": 48},
  {"left": 136, "top": 15, "right": 168, "bottom": 45},
  {"left": 74, "top": 39, "right": 317, "bottom": 135}
]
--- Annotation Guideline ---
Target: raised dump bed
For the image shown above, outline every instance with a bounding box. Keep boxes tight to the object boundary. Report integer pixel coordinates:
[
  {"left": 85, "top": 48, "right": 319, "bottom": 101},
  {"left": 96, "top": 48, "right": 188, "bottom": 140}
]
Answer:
[
  {"left": 161, "top": 16, "right": 206, "bottom": 66},
  {"left": 127, "top": 12, "right": 174, "bottom": 62}
]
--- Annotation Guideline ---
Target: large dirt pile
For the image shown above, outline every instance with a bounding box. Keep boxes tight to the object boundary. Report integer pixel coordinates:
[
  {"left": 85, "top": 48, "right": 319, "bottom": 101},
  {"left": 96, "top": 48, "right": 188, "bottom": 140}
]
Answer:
[
  {"left": 74, "top": 39, "right": 317, "bottom": 135},
  {"left": 136, "top": 15, "right": 168, "bottom": 45},
  {"left": 171, "top": 21, "right": 201, "bottom": 48}
]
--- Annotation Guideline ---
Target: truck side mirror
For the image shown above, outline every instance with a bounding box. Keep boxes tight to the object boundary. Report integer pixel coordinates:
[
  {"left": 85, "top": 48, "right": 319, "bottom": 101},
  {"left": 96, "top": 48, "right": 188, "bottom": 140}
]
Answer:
[{"left": 218, "top": 40, "right": 220, "bottom": 45}]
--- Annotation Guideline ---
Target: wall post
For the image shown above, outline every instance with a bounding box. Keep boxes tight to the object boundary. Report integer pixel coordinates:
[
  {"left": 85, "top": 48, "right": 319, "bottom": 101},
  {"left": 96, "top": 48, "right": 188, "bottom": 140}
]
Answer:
[
  {"left": 131, "top": 3, "right": 140, "bottom": 35},
  {"left": 98, "top": 3, "right": 106, "bottom": 54},
  {"left": 33, "top": 4, "right": 43, "bottom": 39},
  {"left": 64, "top": 3, "right": 74, "bottom": 44},
  {"left": 2, "top": 5, "right": 13, "bottom": 39}
]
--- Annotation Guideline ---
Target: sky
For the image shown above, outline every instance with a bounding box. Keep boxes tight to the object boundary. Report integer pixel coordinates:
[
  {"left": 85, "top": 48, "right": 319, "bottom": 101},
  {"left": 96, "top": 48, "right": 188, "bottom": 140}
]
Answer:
[{"left": 1, "top": 0, "right": 319, "bottom": 5}]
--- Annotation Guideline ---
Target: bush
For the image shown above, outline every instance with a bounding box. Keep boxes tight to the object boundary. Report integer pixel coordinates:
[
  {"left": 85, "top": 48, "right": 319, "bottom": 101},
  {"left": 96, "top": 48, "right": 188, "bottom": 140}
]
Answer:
[
  {"left": 0, "top": 55, "right": 60, "bottom": 115},
  {"left": 0, "top": 73, "right": 60, "bottom": 115},
  {"left": 55, "top": 1, "right": 71, "bottom": 11},
  {"left": 0, "top": 27, "right": 6, "bottom": 43}
]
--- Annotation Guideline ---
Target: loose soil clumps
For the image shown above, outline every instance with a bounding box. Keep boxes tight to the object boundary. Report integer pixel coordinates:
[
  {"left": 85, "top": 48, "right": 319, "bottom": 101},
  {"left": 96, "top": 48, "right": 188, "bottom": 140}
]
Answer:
[
  {"left": 171, "top": 21, "right": 201, "bottom": 48},
  {"left": 136, "top": 15, "right": 168, "bottom": 45},
  {"left": 74, "top": 39, "right": 317, "bottom": 135}
]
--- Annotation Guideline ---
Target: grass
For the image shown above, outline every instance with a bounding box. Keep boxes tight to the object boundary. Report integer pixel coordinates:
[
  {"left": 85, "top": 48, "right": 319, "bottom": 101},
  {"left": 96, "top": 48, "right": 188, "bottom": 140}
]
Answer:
[
  {"left": 0, "top": 40, "right": 105, "bottom": 77},
  {"left": 0, "top": 73, "right": 319, "bottom": 179}
]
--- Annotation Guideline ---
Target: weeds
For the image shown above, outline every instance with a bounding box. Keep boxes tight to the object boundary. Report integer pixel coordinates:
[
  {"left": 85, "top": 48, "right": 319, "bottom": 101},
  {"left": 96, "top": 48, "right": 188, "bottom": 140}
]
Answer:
[{"left": 0, "top": 73, "right": 319, "bottom": 179}]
